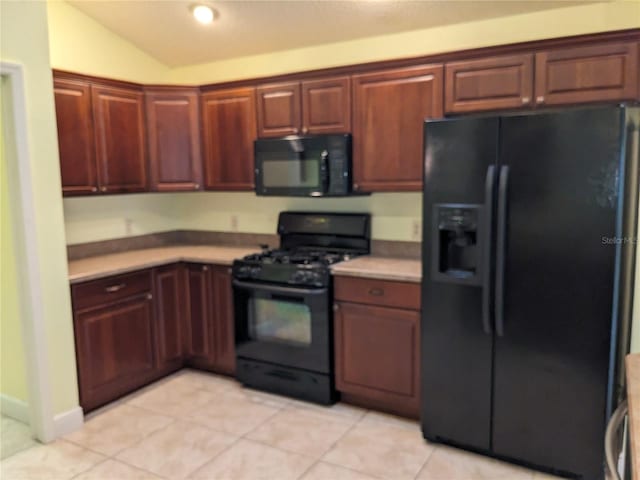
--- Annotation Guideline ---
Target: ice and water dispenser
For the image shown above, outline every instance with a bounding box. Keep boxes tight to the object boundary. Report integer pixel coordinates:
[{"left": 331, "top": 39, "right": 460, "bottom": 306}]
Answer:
[{"left": 431, "top": 204, "right": 483, "bottom": 286}]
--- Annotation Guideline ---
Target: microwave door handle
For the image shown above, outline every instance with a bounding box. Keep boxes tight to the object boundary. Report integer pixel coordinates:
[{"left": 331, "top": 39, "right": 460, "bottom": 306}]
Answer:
[{"left": 320, "top": 150, "right": 329, "bottom": 193}]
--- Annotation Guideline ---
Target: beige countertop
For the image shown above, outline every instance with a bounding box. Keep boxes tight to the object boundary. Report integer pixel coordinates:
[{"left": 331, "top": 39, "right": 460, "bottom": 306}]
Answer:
[
  {"left": 628, "top": 354, "right": 640, "bottom": 480},
  {"left": 330, "top": 256, "right": 421, "bottom": 283},
  {"left": 68, "top": 246, "right": 260, "bottom": 284}
]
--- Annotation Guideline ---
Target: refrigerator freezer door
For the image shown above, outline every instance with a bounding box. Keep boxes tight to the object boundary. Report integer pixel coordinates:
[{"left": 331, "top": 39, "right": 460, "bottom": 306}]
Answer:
[
  {"left": 492, "top": 107, "right": 625, "bottom": 479},
  {"left": 421, "top": 117, "right": 499, "bottom": 451}
]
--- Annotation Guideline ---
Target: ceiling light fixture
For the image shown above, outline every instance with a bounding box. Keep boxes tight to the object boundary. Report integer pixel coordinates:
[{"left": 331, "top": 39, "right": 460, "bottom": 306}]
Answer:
[{"left": 191, "top": 4, "right": 215, "bottom": 24}]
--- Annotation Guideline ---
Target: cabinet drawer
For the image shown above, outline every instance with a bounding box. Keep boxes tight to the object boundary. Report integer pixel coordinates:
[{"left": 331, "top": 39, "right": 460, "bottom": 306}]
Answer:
[
  {"left": 72, "top": 270, "right": 152, "bottom": 310},
  {"left": 334, "top": 276, "right": 420, "bottom": 310}
]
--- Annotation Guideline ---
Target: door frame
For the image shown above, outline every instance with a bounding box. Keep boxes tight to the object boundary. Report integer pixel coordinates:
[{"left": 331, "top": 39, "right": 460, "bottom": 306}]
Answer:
[{"left": 1, "top": 61, "right": 55, "bottom": 442}]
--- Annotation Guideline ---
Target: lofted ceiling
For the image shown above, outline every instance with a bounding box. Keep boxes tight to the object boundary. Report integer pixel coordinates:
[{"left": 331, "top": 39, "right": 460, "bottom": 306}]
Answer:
[{"left": 68, "top": 0, "right": 600, "bottom": 67}]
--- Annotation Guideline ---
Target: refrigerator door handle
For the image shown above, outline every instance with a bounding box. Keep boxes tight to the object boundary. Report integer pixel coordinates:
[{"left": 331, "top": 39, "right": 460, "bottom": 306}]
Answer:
[
  {"left": 482, "top": 165, "right": 497, "bottom": 334},
  {"left": 495, "top": 165, "right": 509, "bottom": 337}
]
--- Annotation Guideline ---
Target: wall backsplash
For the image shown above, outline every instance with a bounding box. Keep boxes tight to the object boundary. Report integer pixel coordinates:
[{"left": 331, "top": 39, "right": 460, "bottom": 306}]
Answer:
[{"left": 63, "top": 191, "right": 422, "bottom": 245}]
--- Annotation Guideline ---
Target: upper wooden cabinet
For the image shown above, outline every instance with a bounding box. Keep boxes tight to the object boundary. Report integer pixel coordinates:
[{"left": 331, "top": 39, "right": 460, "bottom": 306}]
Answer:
[
  {"left": 444, "top": 54, "right": 534, "bottom": 113},
  {"left": 201, "top": 87, "right": 257, "bottom": 190},
  {"left": 145, "top": 88, "right": 202, "bottom": 192},
  {"left": 534, "top": 41, "right": 639, "bottom": 107},
  {"left": 301, "top": 76, "right": 351, "bottom": 134},
  {"left": 352, "top": 65, "right": 444, "bottom": 192},
  {"left": 53, "top": 78, "right": 98, "bottom": 196},
  {"left": 92, "top": 84, "right": 148, "bottom": 193},
  {"left": 256, "top": 82, "right": 301, "bottom": 137},
  {"left": 256, "top": 76, "right": 351, "bottom": 137}
]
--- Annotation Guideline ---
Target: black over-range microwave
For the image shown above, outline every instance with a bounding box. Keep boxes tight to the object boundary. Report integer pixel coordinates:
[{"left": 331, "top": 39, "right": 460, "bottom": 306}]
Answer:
[{"left": 254, "top": 134, "right": 356, "bottom": 197}]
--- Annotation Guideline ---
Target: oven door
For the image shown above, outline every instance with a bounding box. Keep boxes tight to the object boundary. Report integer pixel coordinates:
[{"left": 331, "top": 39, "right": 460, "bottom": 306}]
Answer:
[
  {"left": 233, "top": 280, "right": 330, "bottom": 373},
  {"left": 254, "top": 138, "right": 329, "bottom": 196}
]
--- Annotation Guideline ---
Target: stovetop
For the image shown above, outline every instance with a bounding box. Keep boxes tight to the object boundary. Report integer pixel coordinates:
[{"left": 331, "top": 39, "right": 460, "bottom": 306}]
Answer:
[{"left": 232, "top": 247, "right": 364, "bottom": 287}]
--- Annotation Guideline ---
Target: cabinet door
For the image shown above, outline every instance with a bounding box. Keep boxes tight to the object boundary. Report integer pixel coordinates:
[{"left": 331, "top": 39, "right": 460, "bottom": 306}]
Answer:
[
  {"left": 201, "top": 88, "right": 257, "bottom": 190},
  {"left": 256, "top": 82, "right": 301, "bottom": 137},
  {"left": 92, "top": 84, "right": 148, "bottom": 193},
  {"left": 334, "top": 302, "right": 420, "bottom": 418},
  {"left": 352, "top": 65, "right": 443, "bottom": 192},
  {"left": 301, "top": 76, "right": 351, "bottom": 134},
  {"left": 444, "top": 54, "right": 534, "bottom": 113},
  {"left": 153, "top": 265, "right": 186, "bottom": 372},
  {"left": 145, "top": 88, "right": 202, "bottom": 192},
  {"left": 74, "top": 294, "right": 155, "bottom": 411},
  {"left": 53, "top": 78, "right": 98, "bottom": 196},
  {"left": 535, "top": 41, "right": 639, "bottom": 106},
  {"left": 186, "top": 264, "right": 215, "bottom": 364},
  {"left": 212, "top": 266, "right": 235, "bottom": 374}
]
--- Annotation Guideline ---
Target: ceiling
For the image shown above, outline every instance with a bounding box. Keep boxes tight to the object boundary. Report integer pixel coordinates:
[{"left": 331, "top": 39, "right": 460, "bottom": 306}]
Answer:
[{"left": 68, "top": 0, "right": 598, "bottom": 67}]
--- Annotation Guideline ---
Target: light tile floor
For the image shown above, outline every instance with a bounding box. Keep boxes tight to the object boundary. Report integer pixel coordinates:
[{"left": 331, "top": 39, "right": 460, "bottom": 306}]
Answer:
[
  {"left": 0, "top": 416, "right": 38, "bottom": 460},
  {"left": 0, "top": 370, "right": 565, "bottom": 479}
]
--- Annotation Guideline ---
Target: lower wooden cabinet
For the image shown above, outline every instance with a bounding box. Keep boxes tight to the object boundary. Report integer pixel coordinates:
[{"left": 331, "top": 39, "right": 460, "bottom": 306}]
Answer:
[
  {"left": 334, "top": 277, "right": 421, "bottom": 418},
  {"left": 72, "top": 270, "right": 157, "bottom": 411},
  {"left": 72, "top": 262, "right": 236, "bottom": 412}
]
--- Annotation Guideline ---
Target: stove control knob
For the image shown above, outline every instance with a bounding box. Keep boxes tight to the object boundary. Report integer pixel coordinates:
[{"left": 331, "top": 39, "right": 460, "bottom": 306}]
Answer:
[
  {"left": 235, "top": 266, "right": 250, "bottom": 278},
  {"left": 249, "top": 267, "right": 262, "bottom": 278}
]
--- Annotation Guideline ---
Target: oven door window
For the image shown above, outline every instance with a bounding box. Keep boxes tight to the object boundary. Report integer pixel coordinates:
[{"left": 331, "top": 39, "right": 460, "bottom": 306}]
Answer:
[{"left": 248, "top": 298, "right": 312, "bottom": 346}]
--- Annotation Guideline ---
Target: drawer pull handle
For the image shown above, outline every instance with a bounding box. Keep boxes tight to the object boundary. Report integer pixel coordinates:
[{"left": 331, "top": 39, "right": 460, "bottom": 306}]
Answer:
[
  {"left": 104, "top": 283, "right": 126, "bottom": 293},
  {"left": 368, "top": 288, "right": 384, "bottom": 297}
]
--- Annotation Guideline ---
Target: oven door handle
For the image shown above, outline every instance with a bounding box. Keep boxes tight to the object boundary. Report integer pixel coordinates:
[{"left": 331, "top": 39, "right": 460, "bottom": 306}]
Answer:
[{"left": 232, "top": 279, "right": 328, "bottom": 296}]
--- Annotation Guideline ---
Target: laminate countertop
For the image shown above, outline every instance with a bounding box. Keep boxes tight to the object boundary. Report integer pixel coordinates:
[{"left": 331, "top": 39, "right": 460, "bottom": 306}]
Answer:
[
  {"left": 68, "top": 247, "right": 423, "bottom": 285},
  {"left": 68, "top": 246, "right": 260, "bottom": 284},
  {"left": 330, "top": 256, "right": 421, "bottom": 283},
  {"left": 627, "top": 354, "right": 640, "bottom": 480}
]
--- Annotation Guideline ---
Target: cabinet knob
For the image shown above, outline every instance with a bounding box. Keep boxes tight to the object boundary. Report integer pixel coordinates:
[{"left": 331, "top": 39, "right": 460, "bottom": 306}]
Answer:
[
  {"left": 91, "top": 186, "right": 98, "bottom": 192},
  {"left": 301, "top": 127, "right": 308, "bottom": 134},
  {"left": 536, "top": 96, "right": 545, "bottom": 104},
  {"left": 294, "top": 127, "right": 299, "bottom": 134},
  {"left": 521, "top": 96, "right": 530, "bottom": 104},
  {"left": 100, "top": 186, "right": 107, "bottom": 192},
  {"left": 353, "top": 183, "right": 359, "bottom": 191},
  {"left": 202, "top": 266, "right": 209, "bottom": 272},
  {"left": 146, "top": 293, "right": 153, "bottom": 300},
  {"left": 333, "top": 304, "right": 339, "bottom": 312}
]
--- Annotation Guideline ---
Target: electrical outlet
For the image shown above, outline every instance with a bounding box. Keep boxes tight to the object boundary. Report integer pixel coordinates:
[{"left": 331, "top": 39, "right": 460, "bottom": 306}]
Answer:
[
  {"left": 230, "top": 215, "right": 239, "bottom": 232},
  {"left": 411, "top": 220, "right": 421, "bottom": 241},
  {"left": 124, "top": 218, "right": 134, "bottom": 236}
]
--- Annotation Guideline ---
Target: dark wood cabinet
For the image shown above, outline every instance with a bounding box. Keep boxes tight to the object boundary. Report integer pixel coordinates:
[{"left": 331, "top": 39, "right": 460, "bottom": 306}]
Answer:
[
  {"left": 145, "top": 88, "right": 202, "bottom": 192},
  {"left": 53, "top": 78, "right": 98, "bottom": 196},
  {"left": 153, "top": 264, "right": 186, "bottom": 372},
  {"left": 72, "top": 271, "right": 156, "bottom": 411},
  {"left": 256, "top": 82, "right": 301, "bottom": 137},
  {"left": 301, "top": 76, "right": 351, "bottom": 134},
  {"left": 256, "top": 77, "right": 350, "bottom": 138},
  {"left": 92, "top": 84, "right": 148, "bottom": 193},
  {"left": 444, "top": 54, "right": 534, "bottom": 113},
  {"left": 211, "top": 266, "right": 235, "bottom": 375},
  {"left": 352, "top": 65, "right": 444, "bottom": 192},
  {"left": 186, "top": 264, "right": 215, "bottom": 364},
  {"left": 201, "top": 87, "right": 257, "bottom": 190},
  {"left": 534, "top": 41, "right": 639, "bottom": 106},
  {"left": 333, "top": 276, "right": 421, "bottom": 418}
]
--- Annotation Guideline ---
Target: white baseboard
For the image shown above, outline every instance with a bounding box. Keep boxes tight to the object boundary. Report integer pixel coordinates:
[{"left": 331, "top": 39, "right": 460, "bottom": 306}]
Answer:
[
  {"left": 0, "top": 394, "right": 30, "bottom": 424},
  {"left": 53, "top": 406, "right": 83, "bottom": 438}
]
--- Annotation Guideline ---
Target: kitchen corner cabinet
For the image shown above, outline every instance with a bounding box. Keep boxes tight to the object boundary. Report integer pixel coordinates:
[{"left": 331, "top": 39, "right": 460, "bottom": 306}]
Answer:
[
  {"left": 92, "top": 84, "right": 148, "bottom": 193},
  {"left": 72, "top": 270, "right": 156, "bottom": 412},
  {"left": 185, "top": 264, "right": 236, "bottom": 374},
  {"left": 153, "top": 264, "right": 187, "bottom": 373},
  {"left": 256, "top": 76, "right": 351, "bottom": 137},
  {"left": 534, "top": 41, "right": 639, "bottom": 107},
  {"left": 444, "top": 54, "right": 534, "bottom": 114},
  {"left": 53, "top": 78, "right": 98, "bottom": 196},
  {"left": 145, "top": 88, "right": 202, "bottom": 192},
  {"left": 201, "top": 87, "right": 257, "bottom": 190},
  {"left": 352, "top": 65, "right": 444, "bottom": 192},
  {"left": 333, "top": 276, "right": 421, "bottom": 418}
]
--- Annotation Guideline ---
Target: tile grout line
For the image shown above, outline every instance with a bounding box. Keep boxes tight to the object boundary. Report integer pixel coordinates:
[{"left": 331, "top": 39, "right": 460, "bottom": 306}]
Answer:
[{"left": 412, "top": 442, "right": 438, "bottom": 480}]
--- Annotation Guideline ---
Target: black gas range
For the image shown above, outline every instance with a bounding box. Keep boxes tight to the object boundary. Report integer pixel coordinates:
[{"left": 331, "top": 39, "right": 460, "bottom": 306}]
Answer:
[{"left": 232, "top": 211, "right": 370, "bottom": 404}]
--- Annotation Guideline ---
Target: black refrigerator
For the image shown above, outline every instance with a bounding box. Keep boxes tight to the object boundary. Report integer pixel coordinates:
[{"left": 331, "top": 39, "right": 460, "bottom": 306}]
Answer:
[{"left": 421, "top": 106, "right": 639, "bottom": 479}]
